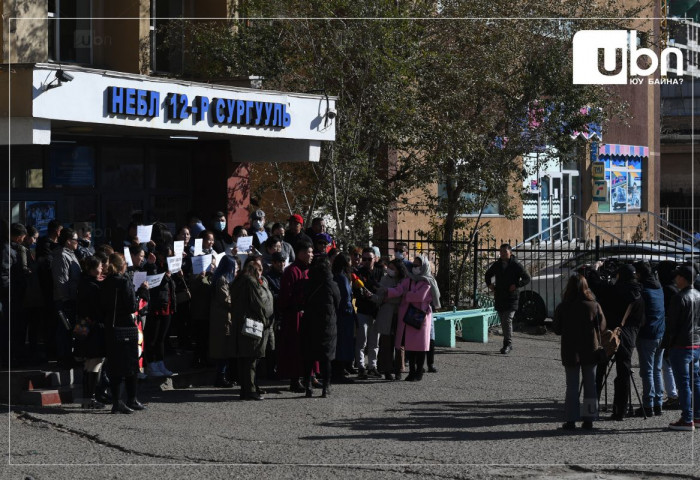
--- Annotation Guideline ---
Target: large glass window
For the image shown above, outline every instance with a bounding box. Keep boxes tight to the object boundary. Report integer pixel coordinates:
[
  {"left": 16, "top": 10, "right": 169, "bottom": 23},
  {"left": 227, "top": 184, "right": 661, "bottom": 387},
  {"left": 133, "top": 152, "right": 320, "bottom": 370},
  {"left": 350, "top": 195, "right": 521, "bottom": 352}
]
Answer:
[
  {"left": 597, "top": 156, "right": 643, "bottom": 213},
  {"left": 437, "top": 183, "right": 502, "bottom": 216},
  {"left": 10, "top": 146, "right": 44, "bottom": 189},
  {"left": 151, "top": 0, "right": 184, "bottom": 74},
  {"left": 48, "top": 0, "right": 93, "bottom": 64}
]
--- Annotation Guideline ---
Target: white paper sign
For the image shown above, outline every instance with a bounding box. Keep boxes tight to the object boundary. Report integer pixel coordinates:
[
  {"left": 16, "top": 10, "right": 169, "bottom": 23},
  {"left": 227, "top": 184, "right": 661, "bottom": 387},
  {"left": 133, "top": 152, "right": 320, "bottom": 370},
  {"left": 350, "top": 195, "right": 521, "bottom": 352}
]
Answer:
[
  {"left": 173, "top": 240, "right": 184, "bottom": 258},
  {"left": 137, "top": 225, "right": 153, "bottom": 243},
  {"left": 124, "top": 247, "right": 133, "bottom": 267},
  {"left": 146, "top": 273, "right": 165, "bottom": 289},
  {"left": 167, "top": 256, "right": 183, "bottom": 273},
  {"left": 132, "top": 271, "right": 147, "bottom": 291},
  {"left": 193, "top": 238, "right": 203, "bottom": 256},
  {"left": 236, "top": 235, "right": 253, "bottom": 252},
  {"left": 191, "top": 254, "right": 213, "bottom": 275}
]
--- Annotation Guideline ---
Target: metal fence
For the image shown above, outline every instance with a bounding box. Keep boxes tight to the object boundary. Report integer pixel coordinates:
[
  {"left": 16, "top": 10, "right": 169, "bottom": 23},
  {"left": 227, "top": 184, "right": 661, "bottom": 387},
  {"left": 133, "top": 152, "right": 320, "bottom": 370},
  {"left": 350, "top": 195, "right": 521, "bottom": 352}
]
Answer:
[
  {"left": 661, "top": 207, "right": 700, "bottom": 238},
  {"left": 374, "top": 232, "right": 697, "bottom": 322}
]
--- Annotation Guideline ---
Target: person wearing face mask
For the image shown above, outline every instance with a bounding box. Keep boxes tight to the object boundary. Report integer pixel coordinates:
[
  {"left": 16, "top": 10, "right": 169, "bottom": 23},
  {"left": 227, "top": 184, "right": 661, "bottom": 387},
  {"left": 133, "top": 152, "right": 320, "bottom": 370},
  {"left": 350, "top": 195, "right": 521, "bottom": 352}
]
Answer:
[
  {"left": 394, "top": 242, "right": 413, "bottom": 271},
  {"left": 484, "top": 244, "right": 531, "bottom": 355},
  {"left": 210, "top": 211, "right": 233, "bottom": 254},
  {"left": 382, "top": 255, "right": 440, "bottom": 382},
  {"left": 250, "top": 210, "right": 269, "bottom": 252},
  {"left": 376, "top": 259, "right": 409, "bottom": 380}
]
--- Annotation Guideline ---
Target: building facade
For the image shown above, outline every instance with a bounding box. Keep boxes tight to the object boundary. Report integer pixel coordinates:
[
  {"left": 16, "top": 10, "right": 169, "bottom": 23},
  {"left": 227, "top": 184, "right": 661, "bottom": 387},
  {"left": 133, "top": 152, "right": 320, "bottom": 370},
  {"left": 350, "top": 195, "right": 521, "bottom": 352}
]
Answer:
[{"left": 1, "top": 1, "right": 336, "bottom": 241}]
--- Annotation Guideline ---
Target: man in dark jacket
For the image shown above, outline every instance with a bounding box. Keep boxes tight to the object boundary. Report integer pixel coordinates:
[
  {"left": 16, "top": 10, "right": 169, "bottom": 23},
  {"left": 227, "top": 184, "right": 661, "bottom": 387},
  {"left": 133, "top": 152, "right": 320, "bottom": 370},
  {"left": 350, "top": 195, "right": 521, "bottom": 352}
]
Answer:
[
  {"left": 633, "top": 261, "right": 665, "bottom": 417},
  {"left": 484, "top": 244, "right": 530, "bottom": 354},
  {"left": 353, "top": 247, "right": 383, "bottom": 378},
  {"left": 666, "top": 264, "right": 700, "bottom": 431}
]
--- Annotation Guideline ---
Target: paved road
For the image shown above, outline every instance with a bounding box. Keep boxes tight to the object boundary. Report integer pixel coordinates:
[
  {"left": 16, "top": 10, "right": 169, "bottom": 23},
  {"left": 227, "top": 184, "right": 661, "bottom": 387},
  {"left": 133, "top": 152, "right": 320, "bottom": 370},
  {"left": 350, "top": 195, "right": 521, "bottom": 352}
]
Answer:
[{"left": 2, "top": 330, "right": 698, "bottom": 479}]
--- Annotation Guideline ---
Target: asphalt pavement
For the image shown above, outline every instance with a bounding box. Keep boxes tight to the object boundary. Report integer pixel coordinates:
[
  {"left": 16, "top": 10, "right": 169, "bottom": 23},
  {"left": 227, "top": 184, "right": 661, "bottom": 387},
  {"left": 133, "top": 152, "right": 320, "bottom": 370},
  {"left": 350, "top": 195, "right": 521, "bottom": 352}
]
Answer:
[{"left": 2, "top": 328, "right": 698, "bottom": 479}]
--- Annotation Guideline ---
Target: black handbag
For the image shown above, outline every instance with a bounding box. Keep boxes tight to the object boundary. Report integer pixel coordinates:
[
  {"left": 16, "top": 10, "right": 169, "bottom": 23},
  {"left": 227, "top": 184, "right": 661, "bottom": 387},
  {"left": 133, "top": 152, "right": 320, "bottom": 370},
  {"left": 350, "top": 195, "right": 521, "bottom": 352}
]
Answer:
[
  {"left": 112, "top": 291, "right": 138, "bottom": 343},
  {"left": 403, "top": 304, "right": 426, "bottom": 329}
]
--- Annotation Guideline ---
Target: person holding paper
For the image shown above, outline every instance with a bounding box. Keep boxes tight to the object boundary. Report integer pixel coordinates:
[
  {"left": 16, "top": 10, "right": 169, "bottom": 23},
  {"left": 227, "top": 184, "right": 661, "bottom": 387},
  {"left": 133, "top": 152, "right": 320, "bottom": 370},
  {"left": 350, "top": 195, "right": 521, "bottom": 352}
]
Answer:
[
  {"left": 172, "top": 226, "right": 193, "bottom": 350},
  {"left": 189, "top": 234, "right": 215, "bottom": 368},
  {"left": 231, "top": 256, "right": 273, "bottom": 401},
  {"left": 144, "top": 244, "right": 177, "bottom": 378}
]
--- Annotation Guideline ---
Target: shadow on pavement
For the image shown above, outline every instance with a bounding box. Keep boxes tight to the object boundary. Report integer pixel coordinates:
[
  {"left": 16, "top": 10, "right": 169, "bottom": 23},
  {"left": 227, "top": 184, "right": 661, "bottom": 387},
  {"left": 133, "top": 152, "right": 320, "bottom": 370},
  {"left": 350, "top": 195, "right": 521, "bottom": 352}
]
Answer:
[{"left": 298, "top": 398, "right": 664, "bottom": 442}]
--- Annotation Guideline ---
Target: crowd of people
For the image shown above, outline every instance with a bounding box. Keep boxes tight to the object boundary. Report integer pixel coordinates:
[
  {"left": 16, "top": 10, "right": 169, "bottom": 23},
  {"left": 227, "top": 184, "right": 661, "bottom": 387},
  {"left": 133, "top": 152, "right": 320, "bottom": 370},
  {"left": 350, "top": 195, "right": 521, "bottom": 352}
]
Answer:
[
  {"left": 1, "top": 210, "right": 441, "bottom": 413},
  {"left": 553, "top": 258, "right": 700, "bottom": 432}
]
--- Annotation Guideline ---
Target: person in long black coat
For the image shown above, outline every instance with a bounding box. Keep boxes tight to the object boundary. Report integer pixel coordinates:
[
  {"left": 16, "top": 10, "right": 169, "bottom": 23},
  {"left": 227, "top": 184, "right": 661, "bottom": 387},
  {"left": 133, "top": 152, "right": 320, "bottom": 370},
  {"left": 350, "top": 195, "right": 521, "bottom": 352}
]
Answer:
[
  {"left": 301, "top": 258, "right": 340, "bottom": 398},
  {"left": 76, "top": 256, "right": 107, "bottom": 409},
  {"left": 101, "top": 253, "right": 147, "bottom": 414}
]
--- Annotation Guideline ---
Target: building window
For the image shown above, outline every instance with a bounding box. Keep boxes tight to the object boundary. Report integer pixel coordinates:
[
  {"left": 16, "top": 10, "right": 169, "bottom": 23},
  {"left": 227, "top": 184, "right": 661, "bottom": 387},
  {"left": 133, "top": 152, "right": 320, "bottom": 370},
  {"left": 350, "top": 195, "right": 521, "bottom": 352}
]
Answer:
[
  {"left": 437, "top": 183, "right": 503, "bottom": 216},
  {"left": 48, "top": 0, "right": 93, "bottom": 64},
  {"left": 597, "top": 156, "right": 643, "bottom": 213},
  {"left": 151, "top": 0, "right": 184, "bottom": 74}
]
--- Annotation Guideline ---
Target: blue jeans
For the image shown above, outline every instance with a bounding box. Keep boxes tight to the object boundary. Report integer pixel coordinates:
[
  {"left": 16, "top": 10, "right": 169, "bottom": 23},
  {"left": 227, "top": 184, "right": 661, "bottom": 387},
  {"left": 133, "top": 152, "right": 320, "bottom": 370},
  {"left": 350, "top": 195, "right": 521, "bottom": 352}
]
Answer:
[
  {"left": 669, "top": 348, "right": 700, "bottom": 423},
  {"left": 636, "top": 337, "right": 664, "bottom": 408},
  {"left": 565, "top": 364, "right": 598, "bottom": 422}
]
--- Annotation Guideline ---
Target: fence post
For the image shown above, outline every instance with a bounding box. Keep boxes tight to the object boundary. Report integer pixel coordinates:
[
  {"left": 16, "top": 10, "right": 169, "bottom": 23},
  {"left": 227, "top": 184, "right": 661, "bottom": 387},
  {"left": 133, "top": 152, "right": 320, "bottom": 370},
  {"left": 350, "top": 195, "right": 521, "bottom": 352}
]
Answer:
[
  {"left": 472, "top": 230, "right": 479, "bottom": 308},
  {"left": 595, "top": 235, "right": 600, "bottom": 261}
]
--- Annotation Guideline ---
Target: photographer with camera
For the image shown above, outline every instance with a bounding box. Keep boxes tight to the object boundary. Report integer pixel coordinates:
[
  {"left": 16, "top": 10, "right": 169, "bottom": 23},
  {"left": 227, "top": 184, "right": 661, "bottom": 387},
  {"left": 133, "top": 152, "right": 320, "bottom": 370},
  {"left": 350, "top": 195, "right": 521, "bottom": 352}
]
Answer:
[{"left": 587, "top": 262, "right": 645, "bottom": 421}]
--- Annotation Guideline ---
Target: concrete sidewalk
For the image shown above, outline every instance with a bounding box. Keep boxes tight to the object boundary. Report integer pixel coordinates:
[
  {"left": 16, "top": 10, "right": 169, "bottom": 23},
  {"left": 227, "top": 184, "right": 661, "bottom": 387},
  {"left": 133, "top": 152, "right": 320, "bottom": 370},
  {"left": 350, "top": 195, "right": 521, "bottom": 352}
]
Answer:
[{"left": 3, "top": 330, "right": 698, "bottom": 479}]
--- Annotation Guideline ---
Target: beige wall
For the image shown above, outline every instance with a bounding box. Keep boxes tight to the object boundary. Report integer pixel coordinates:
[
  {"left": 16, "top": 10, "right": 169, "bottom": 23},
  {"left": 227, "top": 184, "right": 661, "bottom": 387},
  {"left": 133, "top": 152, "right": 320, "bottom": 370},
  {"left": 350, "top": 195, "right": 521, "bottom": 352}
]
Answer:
[
  {"left": 0, "top": 67, "right": 32, "bottom": 116},
  {"left": 2, "top": 0, "right": 48, "bottom": 64}
]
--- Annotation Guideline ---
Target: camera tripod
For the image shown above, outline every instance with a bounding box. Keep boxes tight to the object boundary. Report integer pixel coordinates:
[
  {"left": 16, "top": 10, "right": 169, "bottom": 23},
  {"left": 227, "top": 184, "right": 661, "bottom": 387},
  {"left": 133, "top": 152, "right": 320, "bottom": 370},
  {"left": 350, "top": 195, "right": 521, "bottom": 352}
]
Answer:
[{"left": 580, "top": 352, "right": 646, "bottom": 419}]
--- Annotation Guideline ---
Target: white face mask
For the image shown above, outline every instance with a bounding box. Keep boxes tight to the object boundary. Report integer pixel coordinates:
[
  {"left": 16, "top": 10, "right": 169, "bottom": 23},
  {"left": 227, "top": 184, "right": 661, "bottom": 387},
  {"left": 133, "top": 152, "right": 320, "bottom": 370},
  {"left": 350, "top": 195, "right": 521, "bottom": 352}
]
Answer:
[
  {"left": 412, "top": 267, "right": 421, "bottom": 275},
  {"left": 215, "top": 221, "right": 226, "bottom": 232},
  {"left": 395, "top": 252, "right": 404, "bottom": 260},
  {"left": 387, "top": 269, "right": 396, "bottom": 278},
  {"left": 252, "top": 220, "right": 262, "bottom": 230}
]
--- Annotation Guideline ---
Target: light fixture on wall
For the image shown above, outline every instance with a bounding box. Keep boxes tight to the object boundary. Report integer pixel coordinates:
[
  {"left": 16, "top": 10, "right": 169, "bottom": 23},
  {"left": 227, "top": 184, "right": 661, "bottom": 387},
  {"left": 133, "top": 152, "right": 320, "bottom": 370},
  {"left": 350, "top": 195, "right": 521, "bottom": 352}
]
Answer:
[{"left": 43, "top": 69, "right": 74, "bottom": 91}]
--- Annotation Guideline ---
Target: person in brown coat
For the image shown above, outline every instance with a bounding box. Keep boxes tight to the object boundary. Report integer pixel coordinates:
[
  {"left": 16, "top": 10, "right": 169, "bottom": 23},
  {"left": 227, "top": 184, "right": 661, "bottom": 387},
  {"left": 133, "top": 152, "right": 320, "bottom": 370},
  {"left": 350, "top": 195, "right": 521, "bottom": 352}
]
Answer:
[{"left": 554, "top": 274, "right": 606, "bottom": 431}]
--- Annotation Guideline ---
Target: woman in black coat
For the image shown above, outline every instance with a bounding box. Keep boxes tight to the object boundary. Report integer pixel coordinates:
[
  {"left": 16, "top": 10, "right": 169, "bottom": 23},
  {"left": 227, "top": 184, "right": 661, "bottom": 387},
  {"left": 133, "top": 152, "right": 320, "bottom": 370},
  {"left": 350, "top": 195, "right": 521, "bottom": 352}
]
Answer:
[
  {"left": 76, "top": 256, "right": 107, "bottom": 409},
  {"left": 301, "top": 258, "right": 340, "bottom": 398},
  {"left": 101, "top": 253, "right": 147, "bottom": 414}
]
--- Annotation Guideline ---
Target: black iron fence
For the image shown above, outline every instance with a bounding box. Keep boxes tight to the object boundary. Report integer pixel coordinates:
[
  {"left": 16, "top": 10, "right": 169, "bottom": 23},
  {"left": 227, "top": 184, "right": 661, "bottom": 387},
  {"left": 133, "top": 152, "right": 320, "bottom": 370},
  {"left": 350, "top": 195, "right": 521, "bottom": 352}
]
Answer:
[{"left": 374, "top": 232, "right": 697, "bottom": 323}]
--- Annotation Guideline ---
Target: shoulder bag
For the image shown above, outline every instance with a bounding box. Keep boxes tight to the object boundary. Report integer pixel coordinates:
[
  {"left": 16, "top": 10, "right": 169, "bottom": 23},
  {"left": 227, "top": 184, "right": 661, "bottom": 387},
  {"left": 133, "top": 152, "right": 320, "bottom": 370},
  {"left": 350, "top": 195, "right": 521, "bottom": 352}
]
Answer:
[
  {"left": 402, "top": 281, "right": 427, "bottom": 329},
  {"left": 112, "top": 289, "right": 139, "bottom": 343},
  {"left": 242, "top": 317, "right": 264, "bottom": 339},
  {"left": 600, "top": 302, "right": 632, "bottom": 358}
]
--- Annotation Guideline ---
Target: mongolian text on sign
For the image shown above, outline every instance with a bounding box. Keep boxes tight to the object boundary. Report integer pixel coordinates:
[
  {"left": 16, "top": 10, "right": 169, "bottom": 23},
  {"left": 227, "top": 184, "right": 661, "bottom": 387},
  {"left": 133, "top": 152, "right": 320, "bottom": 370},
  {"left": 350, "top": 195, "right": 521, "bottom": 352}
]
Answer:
[{"left": 106, "top": 87, "right": 291, "bottom": 128}]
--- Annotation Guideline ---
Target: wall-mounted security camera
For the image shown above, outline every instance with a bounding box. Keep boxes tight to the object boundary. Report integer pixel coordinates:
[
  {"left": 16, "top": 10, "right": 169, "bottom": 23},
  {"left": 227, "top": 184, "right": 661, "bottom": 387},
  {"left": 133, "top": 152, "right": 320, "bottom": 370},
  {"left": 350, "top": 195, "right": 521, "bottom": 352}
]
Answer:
[
  {"left": 56, "top": 70, "right": 74, "bottom": 82},
  {"left": 326, "top": 108, "right": 337, "bottom": 120}
]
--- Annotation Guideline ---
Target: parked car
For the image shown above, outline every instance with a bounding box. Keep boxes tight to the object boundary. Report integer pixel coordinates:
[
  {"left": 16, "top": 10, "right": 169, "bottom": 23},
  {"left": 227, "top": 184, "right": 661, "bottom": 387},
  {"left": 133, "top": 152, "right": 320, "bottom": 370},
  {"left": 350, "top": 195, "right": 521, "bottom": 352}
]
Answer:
[{"left": 511, "top": 241, "right": 689, "bottom": 325}]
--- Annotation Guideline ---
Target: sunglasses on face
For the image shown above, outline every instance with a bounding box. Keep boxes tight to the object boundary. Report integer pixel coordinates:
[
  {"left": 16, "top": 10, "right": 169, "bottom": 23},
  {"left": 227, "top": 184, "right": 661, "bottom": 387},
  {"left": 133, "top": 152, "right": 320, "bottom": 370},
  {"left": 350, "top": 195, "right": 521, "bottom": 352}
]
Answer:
[
  {"left": 352, "top": 254, "right": 361, "bottom": 258},
  {"left": 361, "top": 257, "right": 373, "bottom": 261}
]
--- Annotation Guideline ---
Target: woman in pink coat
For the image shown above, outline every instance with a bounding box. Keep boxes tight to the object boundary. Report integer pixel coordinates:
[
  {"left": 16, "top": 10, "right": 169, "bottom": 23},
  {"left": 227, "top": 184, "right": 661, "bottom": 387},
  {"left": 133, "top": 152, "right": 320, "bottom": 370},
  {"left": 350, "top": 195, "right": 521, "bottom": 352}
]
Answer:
[{"left": 384, "top": 254, "right": 441, "bottom": 382}]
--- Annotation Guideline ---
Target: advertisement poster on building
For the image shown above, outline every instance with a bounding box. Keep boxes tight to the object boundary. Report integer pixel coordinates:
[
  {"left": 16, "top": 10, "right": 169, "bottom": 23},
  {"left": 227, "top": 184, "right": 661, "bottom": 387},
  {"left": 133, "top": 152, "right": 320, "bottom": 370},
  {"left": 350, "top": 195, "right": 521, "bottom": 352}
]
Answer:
[{"left": 25, "top": 201, "right": 56, "bottom": 236}]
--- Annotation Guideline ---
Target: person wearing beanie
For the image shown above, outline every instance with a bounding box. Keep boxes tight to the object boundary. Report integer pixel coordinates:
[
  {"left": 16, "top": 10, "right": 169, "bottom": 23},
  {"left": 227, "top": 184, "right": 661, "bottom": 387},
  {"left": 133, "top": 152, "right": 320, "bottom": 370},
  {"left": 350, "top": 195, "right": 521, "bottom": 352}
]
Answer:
[{"left": 283, "top": 214, "right": 312, "bottom": 251}]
